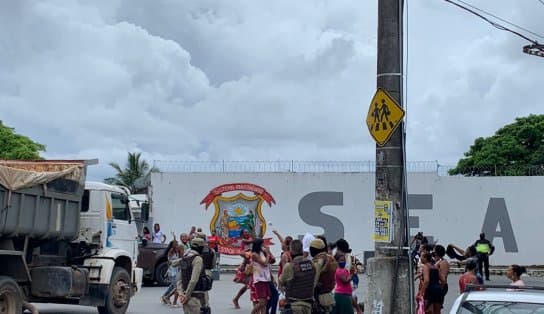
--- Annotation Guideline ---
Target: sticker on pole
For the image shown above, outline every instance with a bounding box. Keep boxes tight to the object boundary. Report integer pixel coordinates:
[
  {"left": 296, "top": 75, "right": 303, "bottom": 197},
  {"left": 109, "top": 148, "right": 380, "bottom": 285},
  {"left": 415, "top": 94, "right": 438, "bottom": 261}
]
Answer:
[
  {"left": 373, "top": 200, "right": 393, "bottom": 243},
  {"left": 366, "top": 88, "right": 405, "bottom": 146}
]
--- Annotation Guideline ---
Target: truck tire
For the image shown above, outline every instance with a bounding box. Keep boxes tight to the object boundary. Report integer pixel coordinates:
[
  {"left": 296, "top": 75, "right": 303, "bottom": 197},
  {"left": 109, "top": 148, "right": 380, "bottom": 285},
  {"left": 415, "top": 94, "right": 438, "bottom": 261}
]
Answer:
[
  {"left": 0, "top": 276, "right": 22, "bottom": 314},
  {"left": 154, "top": 261, "right": 170, "bottom": 286},
  {"left": 98, "top": 267, "right": 131, "bottom": 314}
]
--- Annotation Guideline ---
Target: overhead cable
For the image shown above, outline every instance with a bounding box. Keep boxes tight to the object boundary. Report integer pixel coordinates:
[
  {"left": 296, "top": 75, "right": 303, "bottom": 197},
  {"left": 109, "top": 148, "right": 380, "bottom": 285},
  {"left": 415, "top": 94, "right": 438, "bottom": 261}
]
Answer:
[
  {"left": 444, "top": 0, "right": 539, "bottom": 44},
  {"left": 455, "top": 0, "right": 544, "bottom": 40}
]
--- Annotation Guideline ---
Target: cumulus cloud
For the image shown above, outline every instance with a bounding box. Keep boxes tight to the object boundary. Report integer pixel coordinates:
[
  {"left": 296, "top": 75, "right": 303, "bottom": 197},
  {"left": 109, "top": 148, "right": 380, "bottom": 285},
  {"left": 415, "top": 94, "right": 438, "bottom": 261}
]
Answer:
[{"left": 0, "top": 0, "right": 542, "bottom": 180}]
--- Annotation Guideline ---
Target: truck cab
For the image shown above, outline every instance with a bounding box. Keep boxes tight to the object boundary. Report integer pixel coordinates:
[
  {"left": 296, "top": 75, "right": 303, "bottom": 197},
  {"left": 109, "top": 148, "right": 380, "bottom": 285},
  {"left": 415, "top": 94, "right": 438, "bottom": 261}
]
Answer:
[{"left": 80, "top": 182, "right": 140, "bottom": 264}]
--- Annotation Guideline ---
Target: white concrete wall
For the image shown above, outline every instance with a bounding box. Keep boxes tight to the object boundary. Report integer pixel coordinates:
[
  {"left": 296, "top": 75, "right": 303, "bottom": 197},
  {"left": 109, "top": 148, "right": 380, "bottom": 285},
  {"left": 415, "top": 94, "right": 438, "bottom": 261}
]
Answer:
[{"left": 150, "top": 172, "right": 544, "bottom": 265}]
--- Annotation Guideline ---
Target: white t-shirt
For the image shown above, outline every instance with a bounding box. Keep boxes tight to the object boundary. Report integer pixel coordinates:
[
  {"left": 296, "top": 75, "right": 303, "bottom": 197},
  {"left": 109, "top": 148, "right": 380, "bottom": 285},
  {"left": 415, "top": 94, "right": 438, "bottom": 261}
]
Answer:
[
  {"left": 302, "top": 233, "right": 315, "bottom": 254},
  {"left": 153, "top": 231, "right": 164, "bottom": 243}
]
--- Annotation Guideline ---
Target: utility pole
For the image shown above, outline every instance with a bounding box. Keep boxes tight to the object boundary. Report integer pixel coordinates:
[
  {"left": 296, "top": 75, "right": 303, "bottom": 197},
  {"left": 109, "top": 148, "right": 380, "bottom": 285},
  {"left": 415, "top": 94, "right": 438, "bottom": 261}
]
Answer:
[{"left": 366, "top": 0, "right": 413, "bottom": 313}]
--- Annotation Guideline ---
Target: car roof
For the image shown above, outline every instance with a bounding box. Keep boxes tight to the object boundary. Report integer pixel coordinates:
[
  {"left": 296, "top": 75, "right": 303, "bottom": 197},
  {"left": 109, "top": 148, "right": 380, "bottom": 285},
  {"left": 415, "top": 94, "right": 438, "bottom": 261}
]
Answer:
[{"left": 463, "top": 290, "right": 544, "bottom": 304}]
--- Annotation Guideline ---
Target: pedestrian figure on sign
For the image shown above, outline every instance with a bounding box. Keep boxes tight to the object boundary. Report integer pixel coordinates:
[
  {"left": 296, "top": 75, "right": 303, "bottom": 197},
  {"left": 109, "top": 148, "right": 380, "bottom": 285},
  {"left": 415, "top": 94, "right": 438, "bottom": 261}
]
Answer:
[
  {"left": 379, "top": 99, "right": 395, "bottom": 130},
  {"left": 372, "top": 102, "right": 382, "bottom": 131}
]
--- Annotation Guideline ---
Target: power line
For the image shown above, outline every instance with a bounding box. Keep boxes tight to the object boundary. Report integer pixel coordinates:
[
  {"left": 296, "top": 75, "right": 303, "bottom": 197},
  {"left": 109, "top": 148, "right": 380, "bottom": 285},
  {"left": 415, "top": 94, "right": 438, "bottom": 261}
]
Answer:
[
  {"left": 444, "top": 0, "right": 538, "bottom": 44},
  {"left": 455, "top": 0, "right": 544, "bottom": 40},
  {"left": 538, "top": 0, "right": 544, "bottom": 6}
]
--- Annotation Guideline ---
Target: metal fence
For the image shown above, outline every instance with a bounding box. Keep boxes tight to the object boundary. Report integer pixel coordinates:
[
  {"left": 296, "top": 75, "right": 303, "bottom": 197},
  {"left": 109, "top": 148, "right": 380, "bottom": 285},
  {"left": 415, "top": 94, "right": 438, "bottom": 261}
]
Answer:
[{"left": 153, "top": 160, "right": 456, "bottom": 175}]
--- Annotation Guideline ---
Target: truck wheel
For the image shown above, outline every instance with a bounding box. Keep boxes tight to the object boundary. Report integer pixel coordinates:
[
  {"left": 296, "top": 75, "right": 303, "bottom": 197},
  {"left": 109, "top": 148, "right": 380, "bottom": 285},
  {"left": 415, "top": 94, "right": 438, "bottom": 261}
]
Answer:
[
  {"left": 98, "top": 267, "right": 131, "bottom": 314},
  {"left": 0, "top": 276, "right": 22, "bottom": 314},
  {"left": 154, "top": 261, "right": 170, "bottom": 286}
]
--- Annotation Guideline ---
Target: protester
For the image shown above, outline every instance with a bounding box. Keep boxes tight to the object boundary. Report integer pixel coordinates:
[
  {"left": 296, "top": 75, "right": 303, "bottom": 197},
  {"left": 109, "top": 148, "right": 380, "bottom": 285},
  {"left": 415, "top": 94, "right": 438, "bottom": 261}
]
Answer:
[
  {"left": 334, "top": 238, "right": 363, "bottom": 314},
  {"left": 189, "top": 226, "right": 197, "bottom": 238},
  {"left": 161, "top": 240, "right": 181, "bottom": 306},
  {"left": 507, "top": 264, "right": 527, "bottom": 287},
  {"left": 434, "top": 244, "right": 449, "bottom": 309},
  {"left": 241, "top": 229, "right": 254, "bottom": 251},
  {"left": 180, "top": 233, "right": 191, "bottom": 251},
  {"left": 142, "top": 226, "right": 152, "bottom": 241},
  {"left": 302, "top": 233, "right": 315, "bottom": 260},
  {"left": 446, "top": 244, "right": 484, "bottom": 284},
  {"left": 266, "top": 248, "right": 279, "bottom": 314},
  {"left": 208, "top": 231, "right": 220, "bottom": 252},
  {"left": 251, "top": 238, "right": 272, "bottom": 314},
  {"left": 332, "top": 254, "right": 353, "bottom": 314},
  {"left": 458, "top": 259, "right": 478, "bottom": 293},
  {"left": 232, "top": 249, "right": 252, "bottom": 309},
  {"left": 417, "top": 252, "right": 442, "bottom": 314},
  {"left": 152, "top": 223, "right": 165, "bottom": 244}
]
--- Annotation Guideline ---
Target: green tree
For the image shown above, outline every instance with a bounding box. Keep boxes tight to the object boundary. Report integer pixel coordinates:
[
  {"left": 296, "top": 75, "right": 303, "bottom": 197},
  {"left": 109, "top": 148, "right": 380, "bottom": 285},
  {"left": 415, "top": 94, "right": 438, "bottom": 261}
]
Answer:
[
  {"left": 0, "top": 121, "right": 46, "bottom": 160},
  {"left": 105, "top": 152, "right": 157, "bottom": 192},
  {"left": 449, "top": 114, "right": 544, "bottom": 176}
]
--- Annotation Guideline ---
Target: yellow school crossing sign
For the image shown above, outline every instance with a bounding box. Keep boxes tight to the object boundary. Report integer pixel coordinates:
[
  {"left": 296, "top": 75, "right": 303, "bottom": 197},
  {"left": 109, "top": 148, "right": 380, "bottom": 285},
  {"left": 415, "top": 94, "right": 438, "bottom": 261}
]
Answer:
[{"left": 366, "top": 88, "right": 405, "bottom": 146}]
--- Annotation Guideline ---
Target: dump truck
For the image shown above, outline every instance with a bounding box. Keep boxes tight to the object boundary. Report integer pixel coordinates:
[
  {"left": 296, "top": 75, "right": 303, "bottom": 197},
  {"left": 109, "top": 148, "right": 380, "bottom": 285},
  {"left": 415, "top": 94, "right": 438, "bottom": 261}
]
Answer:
[{"left": 0, "top": 160, "right": 144, "bottom": 314}]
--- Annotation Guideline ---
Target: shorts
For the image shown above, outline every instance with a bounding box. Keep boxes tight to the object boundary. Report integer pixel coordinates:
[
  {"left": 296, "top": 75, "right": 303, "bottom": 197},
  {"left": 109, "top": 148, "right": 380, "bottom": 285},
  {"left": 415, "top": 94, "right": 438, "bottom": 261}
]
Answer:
[{"left": 254, "top": 281, "right": 271, "bottom": 300}]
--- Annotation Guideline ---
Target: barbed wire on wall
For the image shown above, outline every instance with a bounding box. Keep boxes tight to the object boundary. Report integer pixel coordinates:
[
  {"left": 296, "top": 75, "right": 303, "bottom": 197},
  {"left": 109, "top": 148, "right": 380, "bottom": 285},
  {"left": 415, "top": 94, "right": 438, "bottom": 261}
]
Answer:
[
  {"left": 152, "top": 160, "right": 544, "bottom": 177},
  {"left": 153, "top": 160, "right": 446, "bottom": 174}
]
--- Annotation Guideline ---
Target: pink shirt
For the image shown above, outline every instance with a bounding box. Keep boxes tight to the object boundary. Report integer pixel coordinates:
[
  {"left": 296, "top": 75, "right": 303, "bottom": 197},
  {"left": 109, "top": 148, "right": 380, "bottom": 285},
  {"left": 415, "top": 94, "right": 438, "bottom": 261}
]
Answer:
[{"left": 335, "top": 268, "right": 353, "bottom": 295}]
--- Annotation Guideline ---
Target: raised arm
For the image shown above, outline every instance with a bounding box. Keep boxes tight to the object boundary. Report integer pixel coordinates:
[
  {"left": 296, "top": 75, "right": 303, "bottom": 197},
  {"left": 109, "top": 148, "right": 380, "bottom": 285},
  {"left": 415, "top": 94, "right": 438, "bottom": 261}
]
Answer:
[{"left": 272, "top": 230, "right": 285, "bottom": 245}]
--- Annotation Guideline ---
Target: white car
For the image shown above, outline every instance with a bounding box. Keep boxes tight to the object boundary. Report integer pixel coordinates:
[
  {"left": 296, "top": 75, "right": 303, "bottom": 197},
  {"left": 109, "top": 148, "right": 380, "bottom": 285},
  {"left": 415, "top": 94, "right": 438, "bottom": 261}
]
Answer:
[{"left": 449, "top": 285, "right": 544, "bottom": 314}]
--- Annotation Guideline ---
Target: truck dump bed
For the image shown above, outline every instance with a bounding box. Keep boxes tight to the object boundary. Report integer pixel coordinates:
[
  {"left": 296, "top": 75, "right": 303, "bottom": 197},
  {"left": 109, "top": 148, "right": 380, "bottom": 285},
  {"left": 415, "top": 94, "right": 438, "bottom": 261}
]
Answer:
[{"left": 0, "top": 160, "right": 88, "bottom": 240}]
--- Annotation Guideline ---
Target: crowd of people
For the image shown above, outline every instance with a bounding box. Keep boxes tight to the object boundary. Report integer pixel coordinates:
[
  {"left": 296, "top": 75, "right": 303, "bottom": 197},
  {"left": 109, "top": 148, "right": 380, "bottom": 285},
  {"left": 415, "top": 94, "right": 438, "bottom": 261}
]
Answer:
[
  {"left": 412, "top": 232, "right": 528, "bottom": 314},
  {"left": 149, "top": 222, "right": 364, "bottom": 314},
  {"left": 231, "top": 231, "right": 364, "bottom": 314},
  {"left": 145, "top": 223, "right": 531, "bottom": 314}
]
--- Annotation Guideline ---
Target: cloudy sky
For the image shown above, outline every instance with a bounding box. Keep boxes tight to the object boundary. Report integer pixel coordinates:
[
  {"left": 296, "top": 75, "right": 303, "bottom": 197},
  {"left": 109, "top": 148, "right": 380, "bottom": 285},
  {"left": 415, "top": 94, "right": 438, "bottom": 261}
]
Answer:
[{"left": 1, "top": 0, "right": 542, "bottom": 180}]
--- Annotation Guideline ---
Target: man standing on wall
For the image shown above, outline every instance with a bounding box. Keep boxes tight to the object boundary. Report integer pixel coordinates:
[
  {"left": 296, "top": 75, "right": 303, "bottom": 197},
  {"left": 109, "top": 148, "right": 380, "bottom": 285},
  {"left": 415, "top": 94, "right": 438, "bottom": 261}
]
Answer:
[{"left": 474, "top": 233, "right": 495, "bottom": 281}]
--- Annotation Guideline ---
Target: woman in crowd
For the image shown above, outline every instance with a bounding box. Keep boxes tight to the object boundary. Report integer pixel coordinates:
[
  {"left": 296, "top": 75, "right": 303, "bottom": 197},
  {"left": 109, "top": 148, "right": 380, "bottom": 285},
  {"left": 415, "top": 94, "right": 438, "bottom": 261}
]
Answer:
[
  {"left": 417, "top": 252, "right": 442, "bottom": 314},
  {"left": 507, "top": 264, "right": 527, "bottom": 287},
  {"left": 251, "top": 238, "right": 271, "bottom": 314},
  {"left": 434, "top": 245, "right": 449, "bottom": 310},
  {"left": 160, "top": 240, "right": 181, "bottom": 306},
  {"left": 232, "top": 249, "right": 252, "bottom": 309},
  {"left": 458, "top": 260, "right": 479, "bottom": 293},
  {"left": 142, "top": 226, "right": 152, "bottom": 241},
  {"left": 332, "top": 254, "right": 354, "bottom": 314}
]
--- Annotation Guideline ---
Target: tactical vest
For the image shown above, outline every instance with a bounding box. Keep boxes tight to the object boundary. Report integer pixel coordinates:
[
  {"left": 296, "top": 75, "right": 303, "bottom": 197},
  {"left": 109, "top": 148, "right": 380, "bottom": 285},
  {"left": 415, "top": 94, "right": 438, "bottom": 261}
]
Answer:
[
  {"left": 180, "top": 253, "right": 205, "bottom": 290},
  {"left": 201, "top": 247, "right": 215, "bottom": 270},
  {"left": 315, "top": 253, "right": 337, "bottom": 293},
  {"left": 285, "top": 257, "right": 316, "bottom": 300},
  {"left": 475, "top": 242, "right": 491, "bottom": 254}
]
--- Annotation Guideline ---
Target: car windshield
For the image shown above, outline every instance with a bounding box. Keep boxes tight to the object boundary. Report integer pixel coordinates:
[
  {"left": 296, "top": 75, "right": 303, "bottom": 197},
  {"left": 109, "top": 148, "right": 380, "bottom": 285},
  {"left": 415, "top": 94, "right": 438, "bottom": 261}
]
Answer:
[{"left": 458, "top": 301, "right": 544, "bottom": 314}]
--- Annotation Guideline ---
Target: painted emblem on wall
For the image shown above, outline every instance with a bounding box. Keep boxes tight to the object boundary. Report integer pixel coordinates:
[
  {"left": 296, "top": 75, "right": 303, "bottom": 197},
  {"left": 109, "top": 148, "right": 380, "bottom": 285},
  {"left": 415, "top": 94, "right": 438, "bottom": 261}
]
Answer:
[{"left": 201, "top": 183, "right": 275, "bottom": 255}]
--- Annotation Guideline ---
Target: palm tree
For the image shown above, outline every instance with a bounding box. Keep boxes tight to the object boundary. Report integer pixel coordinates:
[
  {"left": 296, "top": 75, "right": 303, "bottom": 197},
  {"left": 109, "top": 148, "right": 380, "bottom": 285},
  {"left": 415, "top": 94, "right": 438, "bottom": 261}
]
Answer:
[{"left": 104, "top": 152, "right": 157, "bottom": 193}]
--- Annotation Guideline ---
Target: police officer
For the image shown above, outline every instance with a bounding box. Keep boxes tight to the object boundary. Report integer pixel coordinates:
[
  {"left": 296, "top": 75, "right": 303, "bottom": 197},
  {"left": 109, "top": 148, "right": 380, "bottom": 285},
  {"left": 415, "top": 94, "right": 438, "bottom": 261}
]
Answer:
[
  {"left": 279, "top": 239, "right": 316, "bottom": 314},
  {"left": 474, "top": 233, "right": 494, "bottom": 281},
  {"left": 196, "top": 232, "right": 216, "bottom": 313},
  {"left": 172, "top": 237, "right": 208, "bottom": 314},
  {"left": 310, "top": 239, "right": 337, "bottom": 314}
]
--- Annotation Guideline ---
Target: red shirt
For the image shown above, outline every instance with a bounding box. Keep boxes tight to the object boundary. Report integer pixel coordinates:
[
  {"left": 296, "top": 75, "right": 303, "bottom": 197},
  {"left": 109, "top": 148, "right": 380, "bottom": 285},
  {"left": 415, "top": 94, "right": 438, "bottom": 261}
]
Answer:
[
  {"left": 208, "top": 235, "right": 219, "bottom": 251},
  {"left": 335, "top": 268, "right": 353, "bottom": 295},
  {"left": 459, "top": 272, "right": 478, "bottom": 293}
]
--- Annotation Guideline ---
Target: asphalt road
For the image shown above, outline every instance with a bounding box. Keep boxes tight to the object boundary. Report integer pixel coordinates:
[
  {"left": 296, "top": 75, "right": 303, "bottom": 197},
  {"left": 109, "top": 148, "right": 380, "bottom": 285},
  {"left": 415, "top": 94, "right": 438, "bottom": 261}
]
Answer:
[{"left": 33, "top": 273, "right": 544, "bottom": 313}]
